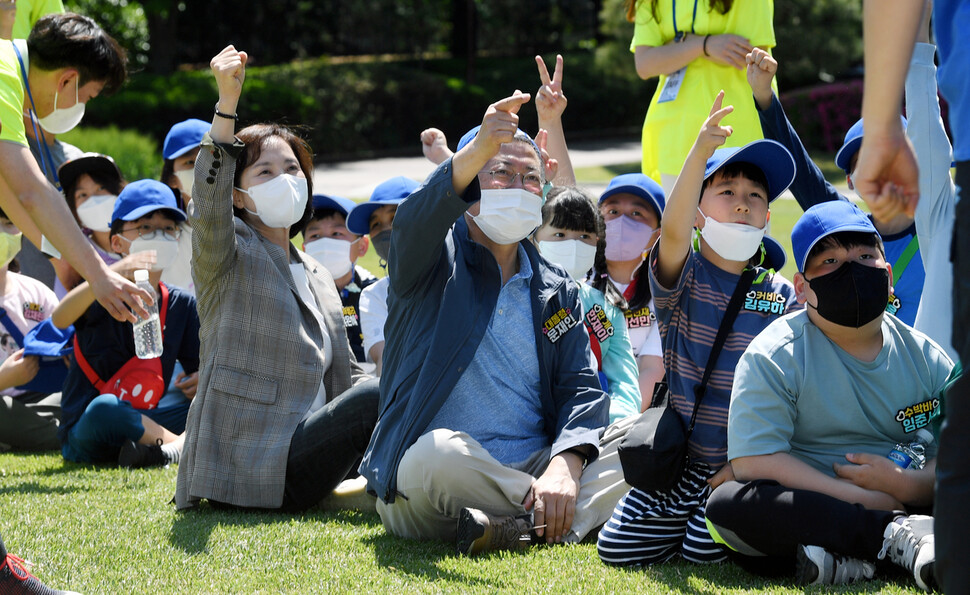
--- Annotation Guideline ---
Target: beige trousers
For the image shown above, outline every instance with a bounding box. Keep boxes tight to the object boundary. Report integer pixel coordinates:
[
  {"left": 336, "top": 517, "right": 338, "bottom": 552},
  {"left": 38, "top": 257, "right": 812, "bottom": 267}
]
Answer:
[{"left": 376, "top": 415, "right": 633, "bottom": 543}]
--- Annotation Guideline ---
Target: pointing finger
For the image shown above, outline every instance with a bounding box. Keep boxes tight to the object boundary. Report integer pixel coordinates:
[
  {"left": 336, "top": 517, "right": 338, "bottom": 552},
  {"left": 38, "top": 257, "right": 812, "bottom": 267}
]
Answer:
[{"left": 493, "top": 92, "right": 532, "bottom": 115}]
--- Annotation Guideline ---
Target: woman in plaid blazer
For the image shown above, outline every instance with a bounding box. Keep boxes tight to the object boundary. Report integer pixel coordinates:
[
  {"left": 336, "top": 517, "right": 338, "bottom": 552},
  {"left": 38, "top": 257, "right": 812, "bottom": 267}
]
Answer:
[{"left": 175, "top": 45, "right": 379, "bottom": 511}]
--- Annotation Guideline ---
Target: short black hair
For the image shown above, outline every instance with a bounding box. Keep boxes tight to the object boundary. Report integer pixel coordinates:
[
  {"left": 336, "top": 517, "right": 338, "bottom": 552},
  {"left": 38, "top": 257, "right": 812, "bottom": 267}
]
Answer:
[
  {"left": 701, "top": 161, "right": 770, "bottom": 198},
  {"left": 805, "top": 230, "right": 886, "bottom": 270},
  {"left": 27, "top": 13, "right": 128, "bottom": 96}
]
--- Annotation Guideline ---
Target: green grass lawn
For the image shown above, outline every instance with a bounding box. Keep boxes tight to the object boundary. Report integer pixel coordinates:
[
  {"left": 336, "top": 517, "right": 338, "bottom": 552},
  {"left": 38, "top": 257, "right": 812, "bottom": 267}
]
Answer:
[{"left": 1, "top": 453, "right": 925, "bottom": 593}]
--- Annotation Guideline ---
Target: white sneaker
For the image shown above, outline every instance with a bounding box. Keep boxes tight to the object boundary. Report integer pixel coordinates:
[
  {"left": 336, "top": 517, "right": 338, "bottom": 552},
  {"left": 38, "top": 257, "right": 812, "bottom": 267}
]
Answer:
[
  {"left": 878, "top": 515, "right": 937, "bottom": 592},
  {"left": 796, "top": 544, "right": 876, "bottom": 585}
]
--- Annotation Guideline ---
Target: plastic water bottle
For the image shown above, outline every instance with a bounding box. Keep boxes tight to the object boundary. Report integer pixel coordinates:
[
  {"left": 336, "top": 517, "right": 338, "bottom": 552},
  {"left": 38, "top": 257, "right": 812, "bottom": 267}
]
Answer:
[
  {"left": 887, "top": 428, "right": 934, "bottom": 470},
  {"left": 132, "top": 269, "right": 163, "bottom": 359}
]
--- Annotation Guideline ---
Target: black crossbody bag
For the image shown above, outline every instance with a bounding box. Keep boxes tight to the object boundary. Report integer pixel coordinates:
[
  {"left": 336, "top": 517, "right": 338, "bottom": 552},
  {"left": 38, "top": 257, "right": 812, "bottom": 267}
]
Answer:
[{"left": 618, "top": 267, "right": 755, "bottom": 492}]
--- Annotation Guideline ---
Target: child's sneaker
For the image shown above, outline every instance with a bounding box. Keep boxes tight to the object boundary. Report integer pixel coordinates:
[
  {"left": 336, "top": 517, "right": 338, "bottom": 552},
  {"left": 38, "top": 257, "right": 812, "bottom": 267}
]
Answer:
[
  {"left": 795, "top": 544, "right": 875, "bottom": 585},
  {"left": 0, "top": 550, "right": 79, "bottom": 595},
  {"left": 118, "top": 439, "right": 167, "bottom": 469},
  {"left": 878, "top": 515, "right": 937, "bottom": 592}
]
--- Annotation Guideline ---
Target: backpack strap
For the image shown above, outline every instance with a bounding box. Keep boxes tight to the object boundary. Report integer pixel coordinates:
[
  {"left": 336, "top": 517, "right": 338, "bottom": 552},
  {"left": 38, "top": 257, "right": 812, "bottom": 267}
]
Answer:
[
  {"left": 71, "top": 282, "right": 172, "bottom": 393},
  {"left": 0, "top": 307, "right": 24, "bottom": 347}
]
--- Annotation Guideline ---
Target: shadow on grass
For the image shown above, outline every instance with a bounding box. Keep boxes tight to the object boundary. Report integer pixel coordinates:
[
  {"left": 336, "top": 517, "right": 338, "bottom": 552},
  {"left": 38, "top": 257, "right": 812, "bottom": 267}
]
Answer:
[
  {"left": 363, "top": 531, "right": 493, "bottom": 588},
  {"left": 0, "top": 481, "right": 88, "bottom": 496},
  {"left": 168, "top": 502, "right": 302, "bottom": 555}
]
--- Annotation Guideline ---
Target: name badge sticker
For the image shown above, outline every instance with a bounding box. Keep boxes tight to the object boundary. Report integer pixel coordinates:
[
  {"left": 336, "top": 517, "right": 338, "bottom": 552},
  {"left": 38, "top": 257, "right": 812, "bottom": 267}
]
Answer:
[
  {"left": 543, "top": 306, "right": 579, "bottom": 344},
  {"left": 657, "top": 67, "right": 686, "bottom": 103}
]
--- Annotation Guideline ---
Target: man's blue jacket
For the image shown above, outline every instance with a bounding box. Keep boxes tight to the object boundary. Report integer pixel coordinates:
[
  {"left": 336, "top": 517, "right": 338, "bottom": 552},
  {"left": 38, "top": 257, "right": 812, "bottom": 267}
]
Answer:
[{"left": 360, "top": 158, "right": 608, "bottom": 503}]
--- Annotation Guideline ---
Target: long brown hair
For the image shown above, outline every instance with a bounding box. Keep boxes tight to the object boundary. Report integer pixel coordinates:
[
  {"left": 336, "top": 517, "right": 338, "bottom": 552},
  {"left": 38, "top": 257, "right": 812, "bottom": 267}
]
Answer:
[
  {"left": 233, "top": 124, "right": 315, "bottom": 239},
  {"left": 626, "top": 0, "right": 734, "bottom": 24}
]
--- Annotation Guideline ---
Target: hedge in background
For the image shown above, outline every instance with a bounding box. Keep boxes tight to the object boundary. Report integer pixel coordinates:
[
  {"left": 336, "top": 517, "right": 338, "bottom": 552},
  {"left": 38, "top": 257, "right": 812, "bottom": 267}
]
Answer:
[
  {"left": 82, "top": 52, "right": 656, "bottom": 161},
  {"left": 59, "top": 125, "right": 162, "bottom": 181}
]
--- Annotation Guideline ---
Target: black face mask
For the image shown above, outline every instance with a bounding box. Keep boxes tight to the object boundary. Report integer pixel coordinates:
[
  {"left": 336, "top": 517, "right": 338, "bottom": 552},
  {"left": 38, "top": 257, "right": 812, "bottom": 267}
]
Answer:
[
  {"left": 371, "top": 229, "right": 392, "bottom": 264},
  {"left": 806, "top": 261, "right": 890, "bottom": 328}
]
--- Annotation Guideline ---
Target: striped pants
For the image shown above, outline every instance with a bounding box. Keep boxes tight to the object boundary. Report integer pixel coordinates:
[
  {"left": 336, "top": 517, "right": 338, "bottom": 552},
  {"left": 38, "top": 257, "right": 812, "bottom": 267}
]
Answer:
[{"left": 597, "top": 460, "right": 727, "bottom": 566}]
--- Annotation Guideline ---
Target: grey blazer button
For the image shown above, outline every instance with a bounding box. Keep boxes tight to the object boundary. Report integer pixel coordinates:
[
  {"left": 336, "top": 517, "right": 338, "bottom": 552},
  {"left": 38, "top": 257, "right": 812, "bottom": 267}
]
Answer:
[
  {"left": 208, "top": 169, "right": 217, "bottom": 176},
  {"left": 212, "top": 160, "right": 221, "bottom": 168},
  {"left": 206, "top": 176, "right": 215, "bottom": 184}
]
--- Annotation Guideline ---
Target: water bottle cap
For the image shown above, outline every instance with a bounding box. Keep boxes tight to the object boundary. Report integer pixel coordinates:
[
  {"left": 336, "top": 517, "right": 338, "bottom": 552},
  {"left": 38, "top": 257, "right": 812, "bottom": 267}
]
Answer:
[
  {"left": 134, "top": 269, "right": 149, "bottom": 282},
  {"left": 916, "top": 427, "right": 935, "bottom": 444}
]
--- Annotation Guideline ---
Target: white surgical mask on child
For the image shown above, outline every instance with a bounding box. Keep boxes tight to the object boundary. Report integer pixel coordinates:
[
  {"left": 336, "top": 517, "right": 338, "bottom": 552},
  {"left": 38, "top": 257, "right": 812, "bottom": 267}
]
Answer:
[
  {"left": 75, "top": 194, "right": 117, "bottom": 232},
  {"left": 471, "top": 188, "right": 543, "bottom": 245},
  {"left": 236, "top": 173, "right": 309, "bottom": 229},
  {"left": 604, "top": 215, "right": 653, "bottom": 261},
  {"left": 38, "top": 77, "right": 86, "bottom": 134},
  {"left": 538, "top": 239, "right": 597, "bottom": 281},
  {"left": 130, "top": 236, "right": 180, "bottom": 271},
  {"left": 696, "top": 207, "right": 767, "bottom": 262},
  {"left": 174, "top": 169, "right": 195, "bottom": 199},
  {"left": 305, "top": 237, "right": 355, "bottom": 279}
]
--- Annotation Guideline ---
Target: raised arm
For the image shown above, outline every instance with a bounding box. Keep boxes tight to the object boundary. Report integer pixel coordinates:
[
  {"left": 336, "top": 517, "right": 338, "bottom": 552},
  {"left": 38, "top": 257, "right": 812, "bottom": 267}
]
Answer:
[
  {"left": 656, "top": 91, "right": 733, "bottom": 287},
  {"left": 747, "top": 48, "right": 844, "bottom": 211},
  {"left": 535, "top": 55, "right": 574, "bottom": 187},
  {"left": 191, "top": 45, "right": 248, "bottom": 287}
]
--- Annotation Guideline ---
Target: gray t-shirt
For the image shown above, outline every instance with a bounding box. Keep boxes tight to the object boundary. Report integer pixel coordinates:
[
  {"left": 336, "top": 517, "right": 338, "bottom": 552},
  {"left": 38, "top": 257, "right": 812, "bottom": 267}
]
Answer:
[{"left": 728, "top": 311, "right": 953, "bottom": 476}]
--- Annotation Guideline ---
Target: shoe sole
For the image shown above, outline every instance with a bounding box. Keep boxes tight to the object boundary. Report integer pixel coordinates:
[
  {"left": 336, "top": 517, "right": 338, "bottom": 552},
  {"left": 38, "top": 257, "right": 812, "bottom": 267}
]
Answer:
[{"left": 456, "top": 508, "right": 487, "bottom": 557}]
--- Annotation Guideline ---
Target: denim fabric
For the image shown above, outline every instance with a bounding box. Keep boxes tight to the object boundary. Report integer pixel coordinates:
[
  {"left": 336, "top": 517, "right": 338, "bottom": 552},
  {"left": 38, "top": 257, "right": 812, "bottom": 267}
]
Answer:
[{"left": 62, "top": 393, "right": 190, "bottom": 463}]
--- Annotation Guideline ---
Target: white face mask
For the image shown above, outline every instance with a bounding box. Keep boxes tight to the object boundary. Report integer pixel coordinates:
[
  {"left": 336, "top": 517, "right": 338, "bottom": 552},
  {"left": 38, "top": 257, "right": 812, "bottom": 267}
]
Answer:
[
  {"left": 237, "top": 173, "right": 309, "bottom": 229},
  {"left": 174, "top": 169, "right": 195, "bottom": 199},
  {"left": 130, "top": 236, "right": 180, "bottom": 271},
  {"left": 538, "top": 239, "right": 597, "bottom": 281},
  {"left": 697, "top": 207, "right": 767, "bottom": 262},
  {"left": 604, "top": 215, "right": 653, "bottom": 261},
  {"left": 75, "top": 194, "right": 117, "bottom": 232},
  {"left": 471, "top": 188, "right": 543, "bottom": 245},
  {"left": 304, "top": 237, "right": 355, "bottom": 279},
  {"left": 38, "top": 77, "right": 85, "bottom": 134}
]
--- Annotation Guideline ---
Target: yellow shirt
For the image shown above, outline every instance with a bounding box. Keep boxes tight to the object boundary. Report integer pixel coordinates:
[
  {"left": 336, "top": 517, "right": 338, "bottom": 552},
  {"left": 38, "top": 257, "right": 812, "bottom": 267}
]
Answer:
[
  {"left": 11, "top": 0, "right": 65, "bottom": 40},
  {"left": 631, "top": 0, "right": 776, "bottom": 182},
  {"left": 0, "top": 41, "right": 27, "bottom": 146}
]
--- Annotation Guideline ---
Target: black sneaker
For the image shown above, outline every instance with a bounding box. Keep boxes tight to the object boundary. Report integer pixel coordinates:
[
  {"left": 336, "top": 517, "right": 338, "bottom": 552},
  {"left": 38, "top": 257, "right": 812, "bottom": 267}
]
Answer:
[
  {"left": 456, "top": 507, "right": 534, "bottom": 557},
  {"left": 796, "top": 544, "right": 876, "bottom": 585},
  {"left": 118, "top": 439, "right": 167, "bottom": 469},
  {"left": 0, "top": 550, "right": 79, "bottom": 595}
]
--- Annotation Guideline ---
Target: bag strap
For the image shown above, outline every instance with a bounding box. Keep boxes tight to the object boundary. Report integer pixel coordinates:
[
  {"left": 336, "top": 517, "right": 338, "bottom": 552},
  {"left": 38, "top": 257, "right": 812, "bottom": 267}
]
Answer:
[
  {"left": 685, "top": 267, "right": 756, "bottom": 435},
  {"left": 71, "top": 281, "right": 171, "bottom": 393},
  {"left": 0, "top": 307, "right": 24, "bottom": 347}
]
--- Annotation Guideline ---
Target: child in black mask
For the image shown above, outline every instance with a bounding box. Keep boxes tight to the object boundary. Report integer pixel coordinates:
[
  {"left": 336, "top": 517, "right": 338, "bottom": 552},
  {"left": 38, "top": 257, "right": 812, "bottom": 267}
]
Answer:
[{"left": 704, "top": 200, "right": 954, "bottom": 591}]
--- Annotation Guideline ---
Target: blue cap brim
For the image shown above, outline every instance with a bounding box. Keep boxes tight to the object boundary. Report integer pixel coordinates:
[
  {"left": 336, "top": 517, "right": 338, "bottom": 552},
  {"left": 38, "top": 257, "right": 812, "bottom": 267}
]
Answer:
[
  {"left": 704, "top": 140, "right": 796, "bottom": 203},
  {"left": 760, "top": 235, "right": 787, "bottom": 271},
  {"left": 119, "top": 204, "right": 187, "bottom": 223},
  {"left": 347, "top": 200, "right": 403, "bottom": 235},
  {"left": 312, "top": 194, "right": 356, "bottom": 218}
]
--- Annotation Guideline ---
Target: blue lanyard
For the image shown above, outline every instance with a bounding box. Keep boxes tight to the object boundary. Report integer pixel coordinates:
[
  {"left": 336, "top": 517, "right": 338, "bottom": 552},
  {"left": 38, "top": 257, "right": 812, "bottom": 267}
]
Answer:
[
  {"left": 672, "top": 0, "right": 699, "bottom": 41},
  {"left": 11, "top": 41, "right": 62, "bottom": 191}
]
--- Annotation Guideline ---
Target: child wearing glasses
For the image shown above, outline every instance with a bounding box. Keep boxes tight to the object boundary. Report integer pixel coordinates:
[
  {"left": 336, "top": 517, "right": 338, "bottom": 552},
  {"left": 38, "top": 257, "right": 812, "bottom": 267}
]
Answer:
[{"left": 52, "top": 180, "right": 200, "bottom": 468}]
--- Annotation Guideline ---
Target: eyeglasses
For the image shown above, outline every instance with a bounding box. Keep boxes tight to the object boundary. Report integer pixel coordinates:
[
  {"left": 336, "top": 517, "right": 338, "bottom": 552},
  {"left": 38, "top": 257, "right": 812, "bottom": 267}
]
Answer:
[
  {"left": 485, "top": 168, "right": 544, "bottom": 192},
  {"left": 121, "top": 224, "right": 181, "bottom": 242}
]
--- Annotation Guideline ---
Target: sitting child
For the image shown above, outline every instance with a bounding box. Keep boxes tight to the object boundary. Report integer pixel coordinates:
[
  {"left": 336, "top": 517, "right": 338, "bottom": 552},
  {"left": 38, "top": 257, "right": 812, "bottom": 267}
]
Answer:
[
  {"left": 353, "top": 177, "right": 419, "bottom": 375},
  {"left": 53, "top": 180, "right": 199, "bottom": 468},
  {"left": 597, "top": 93, "right": 801, "bottom": 566},
  {"left": 302, "top": 193, "right": 376, "bottom": 365},
  {"left": 0, "top": 210, "right": 63, "bottom": 451},
  {"left": 705, "top": 200, "right": 953, "bottom": 592}
]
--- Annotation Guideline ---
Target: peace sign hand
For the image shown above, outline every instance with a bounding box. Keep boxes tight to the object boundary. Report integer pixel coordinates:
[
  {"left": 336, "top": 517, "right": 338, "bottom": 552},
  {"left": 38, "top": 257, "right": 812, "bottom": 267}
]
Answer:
[{"left": 535, "top": 54, "right": 567, "bottom": 123}]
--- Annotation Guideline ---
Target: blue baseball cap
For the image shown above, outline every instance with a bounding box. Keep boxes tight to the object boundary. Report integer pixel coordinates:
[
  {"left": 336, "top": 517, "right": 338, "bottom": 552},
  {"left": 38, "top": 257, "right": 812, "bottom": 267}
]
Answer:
[
  {"left": 312, "top": 194, "right": 357, "bottom": 218},
  {"left": 760, "top": 235, "right": 787, "bottom": 272},
  {"left": 599, "top": 173, "right": 665, "bottom": 220},
  {"left": 111, "top": 179, "right": 187, "bottom": 225},
  {"left": 834, "top": 116, "right": 908, "bottom": 175},
  {"left": 791, "top": 200, "right": 877, "bottom": 272},
  {"left": 163, "top": 118, "right": 210, "bottom": 160},
  {"left": 704, "top": 140, "right": 796, "bottom": 203},
  {"left": 346, "top": 177, "right": 419, "bottom": 235}
]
